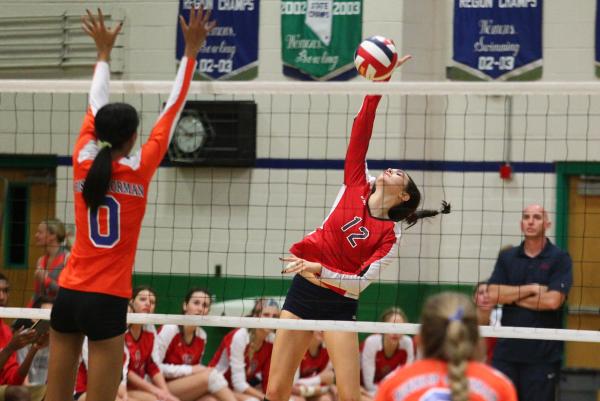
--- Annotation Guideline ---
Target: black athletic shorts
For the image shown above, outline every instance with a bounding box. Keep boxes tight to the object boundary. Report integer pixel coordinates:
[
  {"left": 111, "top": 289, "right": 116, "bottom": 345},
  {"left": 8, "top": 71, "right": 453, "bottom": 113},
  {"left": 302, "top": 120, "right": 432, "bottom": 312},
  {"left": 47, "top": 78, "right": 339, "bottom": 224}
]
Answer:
[
  {"left": 282, "top": 274, "right": 358, "bottom": 321},
  {"left": 51, "top": 287, "right": 128, "bottom": 341}
]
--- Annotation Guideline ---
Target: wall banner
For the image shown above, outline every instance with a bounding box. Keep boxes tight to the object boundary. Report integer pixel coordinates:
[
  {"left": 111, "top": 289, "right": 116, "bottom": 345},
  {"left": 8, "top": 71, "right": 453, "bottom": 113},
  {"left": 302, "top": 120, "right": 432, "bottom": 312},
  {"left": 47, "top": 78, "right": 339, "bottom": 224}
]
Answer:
[
  {"left": 448, "top": 0, "right": 542, "bottom": 81},
  {"left": 281, "top": 0, "right": 362, "bottom": 81},
  {"left": 176, "top": 0, "right": 259, "bottom": 80}
]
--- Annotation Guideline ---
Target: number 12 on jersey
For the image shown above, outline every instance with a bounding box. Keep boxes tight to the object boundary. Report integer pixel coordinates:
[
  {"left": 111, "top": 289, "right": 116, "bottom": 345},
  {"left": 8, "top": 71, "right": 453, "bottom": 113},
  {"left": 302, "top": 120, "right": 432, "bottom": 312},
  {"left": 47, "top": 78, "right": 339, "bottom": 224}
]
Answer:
[
  {"left": 341, "top": 217, "right": 370, "bottom": 248},
  {"left": 88, "top": 195, "right": 121, "bottom": 248}
]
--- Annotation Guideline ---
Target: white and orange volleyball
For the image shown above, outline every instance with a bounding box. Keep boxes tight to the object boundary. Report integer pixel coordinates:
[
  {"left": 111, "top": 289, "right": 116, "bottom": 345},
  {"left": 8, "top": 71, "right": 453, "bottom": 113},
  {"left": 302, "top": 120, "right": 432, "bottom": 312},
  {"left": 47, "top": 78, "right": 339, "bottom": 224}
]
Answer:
[{"left": 354, "top": 36, "right": 398, "bottom": 81}]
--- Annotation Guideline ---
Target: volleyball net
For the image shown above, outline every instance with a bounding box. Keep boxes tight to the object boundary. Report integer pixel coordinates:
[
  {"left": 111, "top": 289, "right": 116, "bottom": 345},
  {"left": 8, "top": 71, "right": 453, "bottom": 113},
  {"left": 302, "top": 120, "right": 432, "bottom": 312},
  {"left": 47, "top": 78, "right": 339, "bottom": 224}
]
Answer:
[{"left": 0, "top": 80, "right": 598, "bottom": 344}]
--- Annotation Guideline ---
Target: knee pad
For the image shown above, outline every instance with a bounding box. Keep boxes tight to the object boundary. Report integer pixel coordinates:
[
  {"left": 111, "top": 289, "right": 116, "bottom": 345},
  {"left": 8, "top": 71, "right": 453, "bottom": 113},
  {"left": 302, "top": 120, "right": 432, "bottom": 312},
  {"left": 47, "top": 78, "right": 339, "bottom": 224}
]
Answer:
[{"left": 207, "top": 368, "right": 228, "bottom": 393}]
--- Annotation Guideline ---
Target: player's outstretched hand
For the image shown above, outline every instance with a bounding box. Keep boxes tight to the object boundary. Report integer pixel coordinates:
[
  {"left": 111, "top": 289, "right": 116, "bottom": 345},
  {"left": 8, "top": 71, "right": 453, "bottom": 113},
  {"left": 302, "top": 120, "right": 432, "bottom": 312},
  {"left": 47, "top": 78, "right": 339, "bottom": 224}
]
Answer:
[
  {"left": 82, "top": 8, "right": 122, "bottom": 62},
  {"left": 280, "top": 256, "right": 323, "bottom": 275},
  {"left": 382, "top": 54, "right": 412, "bottom": 82},
  {"left": 180, "top": 6, "right": 217, "bottom": 59},
  {"left": 396, "top": 54, "right": 412, "bottom": 69}
]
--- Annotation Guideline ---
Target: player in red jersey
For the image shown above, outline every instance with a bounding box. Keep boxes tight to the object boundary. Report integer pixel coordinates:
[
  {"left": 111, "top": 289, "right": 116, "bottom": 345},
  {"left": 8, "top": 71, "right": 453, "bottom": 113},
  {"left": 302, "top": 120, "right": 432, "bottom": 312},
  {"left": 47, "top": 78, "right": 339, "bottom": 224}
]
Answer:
[
  {"left": 472, "top": 282, "right": 500, "bottom": 364},
  {"left": 74, "top": 336, "right": 129, "bottom": 401},
  {"left": 154, "top": 288, "right": 236, "bottom": 401},
  {"left": 209, "top": 299, "right": 280, "bottom": 401},
  {"left": 45, "top": 9, "right": 215, "bottom": 401},
  {"left": 265, "top": 58, "right": 450, "bottom": 401},
  {"left": 361, "top": 308, "right": 414, "bottom": 399},
  {"left": 374, "top": 292, "right": 517, "bottom": 401},
  {"left": 292, "top": 331, "right": 334, "bottom": 401},
  {"left": 126, "top": 286, "right": 178, "bottom": 401}
]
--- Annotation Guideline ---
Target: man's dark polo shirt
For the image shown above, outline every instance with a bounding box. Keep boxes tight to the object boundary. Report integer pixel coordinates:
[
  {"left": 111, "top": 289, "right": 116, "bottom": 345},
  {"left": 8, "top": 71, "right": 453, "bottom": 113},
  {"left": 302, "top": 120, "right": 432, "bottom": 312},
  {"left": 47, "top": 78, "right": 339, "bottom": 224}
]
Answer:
[{"left": 488, "top": 239, "right": 573, "bottom": 363}]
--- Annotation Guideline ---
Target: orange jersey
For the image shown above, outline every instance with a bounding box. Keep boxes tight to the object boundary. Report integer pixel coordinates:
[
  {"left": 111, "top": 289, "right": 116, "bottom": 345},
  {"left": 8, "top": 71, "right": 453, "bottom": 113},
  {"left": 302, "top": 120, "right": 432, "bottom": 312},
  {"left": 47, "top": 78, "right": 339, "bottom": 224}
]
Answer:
[
  {"left": 375, "top": 359, "right": 517, "bottom": 401},
  {"left": 59, "top": 57, "right": 196, "bottom": 299}
]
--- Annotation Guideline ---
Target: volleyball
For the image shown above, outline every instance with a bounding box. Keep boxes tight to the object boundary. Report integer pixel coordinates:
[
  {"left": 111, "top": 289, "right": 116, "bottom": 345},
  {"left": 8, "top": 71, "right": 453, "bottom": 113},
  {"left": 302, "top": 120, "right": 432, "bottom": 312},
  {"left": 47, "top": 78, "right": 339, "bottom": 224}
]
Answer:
[{"left": 354, "top": 36, "right": 398, "bottom": 81}]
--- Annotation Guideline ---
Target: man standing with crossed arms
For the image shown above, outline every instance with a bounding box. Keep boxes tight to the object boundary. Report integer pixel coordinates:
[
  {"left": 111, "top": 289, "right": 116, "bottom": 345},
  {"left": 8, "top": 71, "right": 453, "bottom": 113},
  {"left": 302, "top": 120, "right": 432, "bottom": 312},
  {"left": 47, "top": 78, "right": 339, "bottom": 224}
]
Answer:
[{"left": 488, "top": 204, "right": 572, "bottom": 401}]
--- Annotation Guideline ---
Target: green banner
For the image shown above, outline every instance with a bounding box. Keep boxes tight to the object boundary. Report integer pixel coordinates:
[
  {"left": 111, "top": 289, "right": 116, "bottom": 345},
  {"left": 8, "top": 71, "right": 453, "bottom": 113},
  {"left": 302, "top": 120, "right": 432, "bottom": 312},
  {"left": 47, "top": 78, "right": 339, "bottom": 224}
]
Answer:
[{"left": 281, "top": 0, "right": 362, "bottom": 81}]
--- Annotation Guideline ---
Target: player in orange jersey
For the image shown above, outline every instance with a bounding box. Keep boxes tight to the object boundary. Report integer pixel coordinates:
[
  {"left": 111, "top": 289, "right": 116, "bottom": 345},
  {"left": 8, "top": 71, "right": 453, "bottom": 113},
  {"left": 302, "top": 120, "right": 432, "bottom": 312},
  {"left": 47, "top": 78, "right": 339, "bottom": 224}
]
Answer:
[
  {"left": 45, "top": 8, "right": 215, "bottom": 401},
  {"left": 374, "top": 293, "right": 517, "bottom": 401}
]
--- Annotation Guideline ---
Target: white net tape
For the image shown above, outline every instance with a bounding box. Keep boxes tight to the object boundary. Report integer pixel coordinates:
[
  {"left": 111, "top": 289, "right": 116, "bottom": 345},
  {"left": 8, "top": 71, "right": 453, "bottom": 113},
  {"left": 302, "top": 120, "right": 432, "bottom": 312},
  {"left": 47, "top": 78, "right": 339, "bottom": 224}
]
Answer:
[
  {"left": 4, "top": 80, "right": 600, "bottom": 95},
  {"left": 1, "top": 307, "right": 598, "bottom": 343}
]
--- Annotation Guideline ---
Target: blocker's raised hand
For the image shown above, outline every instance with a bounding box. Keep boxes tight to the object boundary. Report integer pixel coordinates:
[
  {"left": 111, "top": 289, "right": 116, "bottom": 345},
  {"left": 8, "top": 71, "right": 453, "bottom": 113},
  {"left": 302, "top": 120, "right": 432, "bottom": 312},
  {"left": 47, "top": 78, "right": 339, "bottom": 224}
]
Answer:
[
  {"left": 180, "top": 5, "right": 217, "bottom": 59},
  {"left": 82, "top": 8, "right": 122, "bottom": 61}
]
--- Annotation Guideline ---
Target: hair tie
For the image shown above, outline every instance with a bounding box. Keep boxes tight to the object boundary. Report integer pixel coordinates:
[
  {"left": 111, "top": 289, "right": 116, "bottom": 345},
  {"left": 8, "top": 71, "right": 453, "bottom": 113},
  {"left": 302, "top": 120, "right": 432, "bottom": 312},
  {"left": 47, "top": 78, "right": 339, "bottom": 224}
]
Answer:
[
  {"left": 265, "top": 298, "right": 280, "bottom": 308},
  {"left": 97, "top": 140, "right": 113, "bottom": 150},
  {"left": 449, "top": 306, "right": 464, "bottom": 322}
]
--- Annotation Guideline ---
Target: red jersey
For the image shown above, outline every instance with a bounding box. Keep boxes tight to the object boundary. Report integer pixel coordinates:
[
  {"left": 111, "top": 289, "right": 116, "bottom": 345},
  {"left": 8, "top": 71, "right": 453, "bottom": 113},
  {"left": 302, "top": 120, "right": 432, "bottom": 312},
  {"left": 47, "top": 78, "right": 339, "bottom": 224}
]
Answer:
[
  {"left": 208, "top": 328, "right": 273, "bottom": 393},
  {"left": 154, "top": 324, "right": 207, "bottom": 379},
  {"left": 290, "top": 95, "right": 400, "bottom": 298},
  {"left": 76, "top": 337, "right": 129, "bottom": 393},
  {"left": 361, "top": 334, "right": 414, "bottom": 394},
  {"left": 59, "top": 57, "right": 196, "bottom": 298},
  {"left": 29, "top": 246, "right": 69, "bottom": 306},
  {"left": 75, "top": 362, "right": 87, "bottom": 394},
  {"left": 485, "top": 337, "right": 497, "bottom": 364},
  {"left": 374, "top": 359, "right": 517, "bottom": 401},
  {"left": 299, "top": 345, "right": 330, "bottom": 379},
  {"left": 0, "top": 321, "right": 25, "bottom": 385},
  {"left": 125, "top": 329, "right": 161, "bottom": 379}
]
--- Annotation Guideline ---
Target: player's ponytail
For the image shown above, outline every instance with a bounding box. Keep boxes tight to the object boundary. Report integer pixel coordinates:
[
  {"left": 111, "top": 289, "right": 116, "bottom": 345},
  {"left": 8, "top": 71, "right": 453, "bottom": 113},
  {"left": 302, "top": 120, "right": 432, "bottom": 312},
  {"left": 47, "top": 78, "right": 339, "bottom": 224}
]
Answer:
[
  {"left": 420, "top": 293, "right": 478, "bottom": 401},
  {"left": 403, "top": 201, "right": 451, "bottom": 229},
  {"left": 82, "top": 103, "right": 139, "bottom": 212}
]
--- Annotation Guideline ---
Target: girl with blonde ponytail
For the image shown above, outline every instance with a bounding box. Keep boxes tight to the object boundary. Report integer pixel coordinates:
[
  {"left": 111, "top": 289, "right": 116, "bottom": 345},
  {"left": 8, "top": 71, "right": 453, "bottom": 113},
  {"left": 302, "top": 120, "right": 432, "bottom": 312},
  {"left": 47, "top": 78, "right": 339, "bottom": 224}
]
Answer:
[{"left": 375, "top": 293, "right": 517, "bottom": 401}]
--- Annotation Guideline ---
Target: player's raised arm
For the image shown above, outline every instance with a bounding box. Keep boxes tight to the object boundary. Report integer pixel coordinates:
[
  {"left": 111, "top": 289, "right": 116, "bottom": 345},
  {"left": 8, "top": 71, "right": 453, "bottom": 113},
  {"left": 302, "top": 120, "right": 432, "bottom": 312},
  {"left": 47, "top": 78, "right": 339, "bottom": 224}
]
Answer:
[
  {"left": 343, "top": 55, "right": 412, "bottom": 187},
  {"left": 74, "top": 9, "right": 123, "bottom": 164},
  {"left": 138, "top": 6, "right": 216, "bottom": 178},
  {"left": 82, "top": 8, "right": 122, "bottom": 115}
]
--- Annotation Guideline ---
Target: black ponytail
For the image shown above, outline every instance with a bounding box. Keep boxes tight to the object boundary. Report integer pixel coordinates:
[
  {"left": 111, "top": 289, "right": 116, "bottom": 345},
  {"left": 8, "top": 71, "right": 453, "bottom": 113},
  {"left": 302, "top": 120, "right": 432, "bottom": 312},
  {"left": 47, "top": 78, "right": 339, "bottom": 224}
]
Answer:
[
  {"left": 404, "top": 200, "right": 451, "bottom": 229},
  {"left": 82, "top": 102, "right": 139, "bottom": 213},
  {"left": 82, "top": 147, "right": 113, "bottom": 212}
]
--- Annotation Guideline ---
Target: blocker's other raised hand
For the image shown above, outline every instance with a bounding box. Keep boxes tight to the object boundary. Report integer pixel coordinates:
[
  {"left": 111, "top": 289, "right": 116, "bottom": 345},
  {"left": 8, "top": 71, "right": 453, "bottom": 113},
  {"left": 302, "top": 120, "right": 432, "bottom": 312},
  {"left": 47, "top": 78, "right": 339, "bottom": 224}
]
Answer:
[
  {"left": 82, "top": 8, "right": 122, "bottom": 61},
  {"left": 180, "top": 6, "right": 217, "bottom": 59}
]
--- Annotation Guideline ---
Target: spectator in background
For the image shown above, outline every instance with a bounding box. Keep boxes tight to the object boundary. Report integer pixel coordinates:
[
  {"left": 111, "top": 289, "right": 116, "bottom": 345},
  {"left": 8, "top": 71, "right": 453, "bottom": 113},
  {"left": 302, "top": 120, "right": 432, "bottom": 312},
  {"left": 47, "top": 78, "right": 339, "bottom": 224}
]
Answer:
[
  {"left": 153, "top": 287, "right": 235, "bottom": 401},
  {"left": 472, "top": 282, "right": 500, "bottom": 364},
  {"left": 126, "top": 286, "right": 178, "bottom": 401},
  {"left": 292, "top": 331, "right": 334, "bottom": 401},
  {"left": 209, "top": 298, "right": 280, "bottom": 401},
  {"left": 488, "top": 204, "right": 572, "bottom": 401},
  {"left": 30, "top": 219, "right": 70, "bottom": 306},
  {"left": 17, "top": 297, "right": 53, "bottom": 385},
  {"left": 75, "top": 332, "right": 130, "bottom": 401},
  {"left": 360, "top": 307, "right": 414, "bottom": 399},
  {"left": 374, "top": 292, "right": 517, "bottom": 401},
  {"left": 0, "top": 273, "right": 47, "bottom": 401}
]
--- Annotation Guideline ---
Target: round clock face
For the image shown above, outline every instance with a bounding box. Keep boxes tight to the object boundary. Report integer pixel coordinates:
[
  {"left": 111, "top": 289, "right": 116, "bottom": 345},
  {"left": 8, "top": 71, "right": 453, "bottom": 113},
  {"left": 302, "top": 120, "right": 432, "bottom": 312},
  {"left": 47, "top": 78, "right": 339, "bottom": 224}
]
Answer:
[{"left": 174, "top": 115, "right": 206, "bottom": 154}]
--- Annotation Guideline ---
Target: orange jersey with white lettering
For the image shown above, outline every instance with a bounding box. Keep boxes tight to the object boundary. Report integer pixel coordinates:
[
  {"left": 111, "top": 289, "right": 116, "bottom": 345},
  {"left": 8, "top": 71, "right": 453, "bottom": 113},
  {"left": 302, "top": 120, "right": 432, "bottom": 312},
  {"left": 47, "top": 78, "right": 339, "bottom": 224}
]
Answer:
[
  {"left": 374, "top": 359, "right": 517, "bottom": 401},
  {"left": 59, "top": 58, "right": 196, "bottom": 299}
]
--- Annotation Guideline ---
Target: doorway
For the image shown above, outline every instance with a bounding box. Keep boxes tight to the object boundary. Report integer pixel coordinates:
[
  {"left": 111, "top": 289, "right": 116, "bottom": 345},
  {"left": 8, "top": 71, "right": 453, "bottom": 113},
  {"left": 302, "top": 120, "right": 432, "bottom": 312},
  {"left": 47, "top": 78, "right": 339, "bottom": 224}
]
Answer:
[
  {"left": 556, "top": 163, "right": 600, "bottom": 369},
  {"left": 0, "top": 155, "right": 57, "bottom": 306}
]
